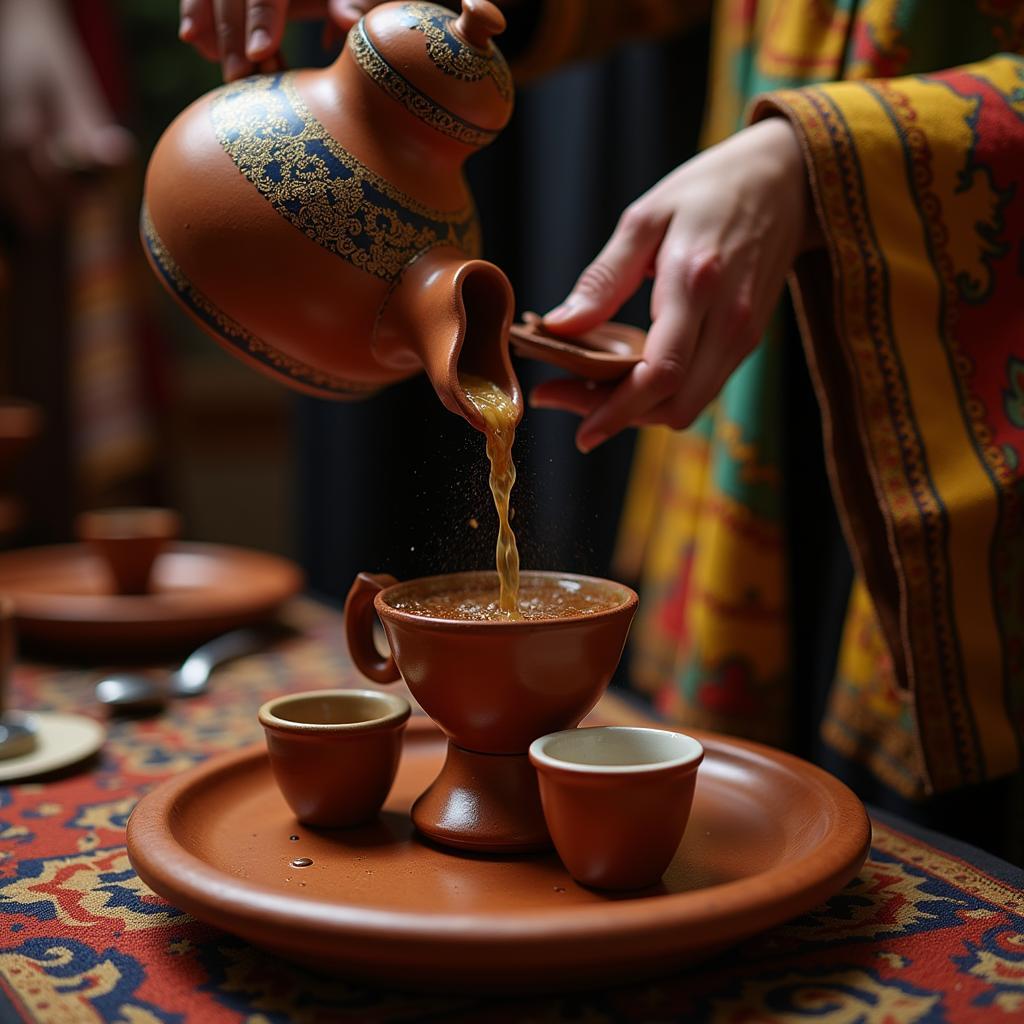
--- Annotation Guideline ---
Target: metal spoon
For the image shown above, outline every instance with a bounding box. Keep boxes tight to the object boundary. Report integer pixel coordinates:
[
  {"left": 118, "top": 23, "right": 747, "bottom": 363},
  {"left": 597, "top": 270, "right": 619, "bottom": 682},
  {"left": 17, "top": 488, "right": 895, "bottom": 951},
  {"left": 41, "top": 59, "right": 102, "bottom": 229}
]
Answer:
[
  {"left": 95, "top": 627, "right": 270, "bottom": 713},
  {"left": 0, "top": 713, "right": 38, "bottom": 760}
]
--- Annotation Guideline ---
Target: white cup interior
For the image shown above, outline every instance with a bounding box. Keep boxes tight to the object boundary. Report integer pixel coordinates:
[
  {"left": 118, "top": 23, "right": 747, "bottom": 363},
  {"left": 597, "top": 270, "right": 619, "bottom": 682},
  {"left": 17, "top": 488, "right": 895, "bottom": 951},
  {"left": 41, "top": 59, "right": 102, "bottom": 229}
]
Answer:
[{"left": 531, "top": 727, "right": 703, "bottom": 774}]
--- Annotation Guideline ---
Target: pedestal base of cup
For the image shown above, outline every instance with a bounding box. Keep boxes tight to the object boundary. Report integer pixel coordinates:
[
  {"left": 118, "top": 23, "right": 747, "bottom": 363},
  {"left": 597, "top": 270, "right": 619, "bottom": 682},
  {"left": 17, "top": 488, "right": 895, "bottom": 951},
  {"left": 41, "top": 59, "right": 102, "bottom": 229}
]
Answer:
[{"left": 411, "top": 742, "right": 551, "bottom": 853}]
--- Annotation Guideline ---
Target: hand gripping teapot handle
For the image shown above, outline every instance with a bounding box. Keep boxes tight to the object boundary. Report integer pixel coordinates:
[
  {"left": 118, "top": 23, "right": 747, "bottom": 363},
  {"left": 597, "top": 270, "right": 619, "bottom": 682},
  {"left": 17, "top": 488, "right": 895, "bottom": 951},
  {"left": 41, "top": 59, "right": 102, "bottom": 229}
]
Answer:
[{"left": 344, "top": 573, "right": 401, "bottom": 684}]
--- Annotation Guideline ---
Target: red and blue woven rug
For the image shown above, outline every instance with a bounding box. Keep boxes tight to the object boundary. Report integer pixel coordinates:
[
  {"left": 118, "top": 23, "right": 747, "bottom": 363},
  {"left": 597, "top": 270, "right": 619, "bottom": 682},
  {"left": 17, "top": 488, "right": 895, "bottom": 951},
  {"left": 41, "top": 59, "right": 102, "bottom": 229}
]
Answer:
[{"left": 2, "top": 602, "right": 1022, "bottom": 1021}]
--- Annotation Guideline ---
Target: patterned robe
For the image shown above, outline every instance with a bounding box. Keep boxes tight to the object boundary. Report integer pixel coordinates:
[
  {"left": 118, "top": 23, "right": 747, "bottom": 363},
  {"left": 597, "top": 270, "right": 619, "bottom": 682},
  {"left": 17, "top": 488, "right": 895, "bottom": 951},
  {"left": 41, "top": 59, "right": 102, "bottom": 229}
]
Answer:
[{"left": 521, "top": 1, "right": 1024, "bottom": 798}]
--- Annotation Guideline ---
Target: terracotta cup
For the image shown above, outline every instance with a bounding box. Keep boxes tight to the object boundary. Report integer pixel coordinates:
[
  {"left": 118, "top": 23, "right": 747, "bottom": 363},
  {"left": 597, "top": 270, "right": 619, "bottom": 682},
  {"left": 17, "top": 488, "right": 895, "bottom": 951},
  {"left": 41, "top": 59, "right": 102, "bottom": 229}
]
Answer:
[
  {"left": 345, "top": 570, "right": 638, "bottom": 853},
  {"left": 75, "top": 507, "right": 182, "bottom": 595},
  {"left": 530, "top": 726, "right": 704, "bottom": 890},
  {"left": 258, "top": 688, "right": 411, "bottom": 827}
]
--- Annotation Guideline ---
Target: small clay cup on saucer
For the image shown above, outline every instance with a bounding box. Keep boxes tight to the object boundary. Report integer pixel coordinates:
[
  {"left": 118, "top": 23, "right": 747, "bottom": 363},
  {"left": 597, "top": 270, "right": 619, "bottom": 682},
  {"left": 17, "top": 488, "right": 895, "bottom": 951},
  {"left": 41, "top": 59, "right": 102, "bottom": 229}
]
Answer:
[
  {"left": 530, "top": 726, "right": 704, "bottom": 890},
  {"left": 75, "top": 507, "right": 182, "bottom": 595},
  {"left": 258, "top": 689, "right": 411, "bottom": 827},
  {"left": 345, "top": 570, "right": 638, "bottom": 853}
]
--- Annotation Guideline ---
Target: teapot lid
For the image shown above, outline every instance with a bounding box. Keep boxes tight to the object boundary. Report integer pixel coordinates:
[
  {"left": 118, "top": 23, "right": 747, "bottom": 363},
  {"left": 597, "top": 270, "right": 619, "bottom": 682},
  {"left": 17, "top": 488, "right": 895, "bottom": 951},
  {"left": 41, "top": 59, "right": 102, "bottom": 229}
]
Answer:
[{"left": 355, "top": 1, "right": 513, "bottom": 147}]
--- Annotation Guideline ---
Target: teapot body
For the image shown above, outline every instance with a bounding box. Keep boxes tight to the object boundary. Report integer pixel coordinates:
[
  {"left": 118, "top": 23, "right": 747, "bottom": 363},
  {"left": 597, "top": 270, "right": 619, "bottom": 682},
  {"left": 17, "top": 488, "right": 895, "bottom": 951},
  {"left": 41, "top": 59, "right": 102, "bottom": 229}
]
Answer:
[{"left": 142, "top": 2, "right": 516, "bottom": 405}]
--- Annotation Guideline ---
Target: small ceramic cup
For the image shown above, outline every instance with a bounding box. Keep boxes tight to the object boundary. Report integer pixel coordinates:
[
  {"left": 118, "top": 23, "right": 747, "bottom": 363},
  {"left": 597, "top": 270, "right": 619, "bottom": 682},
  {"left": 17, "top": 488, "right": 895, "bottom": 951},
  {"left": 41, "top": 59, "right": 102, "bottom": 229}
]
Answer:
[
  {"left": 75, "top": 507, "right": 182, "bottom": 595},
  {"left": 258, "top": 689, "right": 411, "bottom": 827},
  {"left": 530, "top": 726, "right": 704, "bottom": 890}
]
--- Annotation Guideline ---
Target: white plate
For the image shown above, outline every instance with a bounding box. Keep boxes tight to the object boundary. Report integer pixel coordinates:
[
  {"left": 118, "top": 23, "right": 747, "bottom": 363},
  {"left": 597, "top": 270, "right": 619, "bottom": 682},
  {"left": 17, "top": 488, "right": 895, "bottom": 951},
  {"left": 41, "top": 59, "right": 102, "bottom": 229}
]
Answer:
[{"left": 0, "top": 711, "right": 105, "bottom": 782}]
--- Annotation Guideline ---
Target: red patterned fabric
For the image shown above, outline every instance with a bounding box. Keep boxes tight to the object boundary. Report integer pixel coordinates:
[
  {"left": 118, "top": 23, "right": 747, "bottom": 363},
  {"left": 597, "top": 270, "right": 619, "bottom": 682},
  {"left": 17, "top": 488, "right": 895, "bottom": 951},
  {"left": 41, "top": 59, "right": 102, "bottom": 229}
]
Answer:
[{"left": 1, "top": 601, "right": 1022, "bottom": 1021}]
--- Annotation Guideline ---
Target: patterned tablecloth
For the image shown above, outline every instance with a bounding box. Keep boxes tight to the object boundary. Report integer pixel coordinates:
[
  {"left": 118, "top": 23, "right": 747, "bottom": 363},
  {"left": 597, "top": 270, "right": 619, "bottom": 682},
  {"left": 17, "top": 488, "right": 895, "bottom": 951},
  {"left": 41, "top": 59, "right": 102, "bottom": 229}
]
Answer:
[{"left": 1, "top": 599, "right": 1023, "bottom": 1023}]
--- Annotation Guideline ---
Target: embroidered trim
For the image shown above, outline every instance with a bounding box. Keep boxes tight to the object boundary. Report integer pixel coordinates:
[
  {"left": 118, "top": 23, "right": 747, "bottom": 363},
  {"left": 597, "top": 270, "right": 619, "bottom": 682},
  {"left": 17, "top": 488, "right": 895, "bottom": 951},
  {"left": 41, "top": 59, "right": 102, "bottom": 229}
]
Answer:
[
  {"left": 350, "top": 21, "right": 497, "bottom": 147},
  {"left": 140, "top": 206, "right": 377, "bottom": 398},
  {"left": 772, "top": 87, "right": 980, "bottom": 790},
  {"left": 210, "top": 73, "right": 480, "bottom": 282}
]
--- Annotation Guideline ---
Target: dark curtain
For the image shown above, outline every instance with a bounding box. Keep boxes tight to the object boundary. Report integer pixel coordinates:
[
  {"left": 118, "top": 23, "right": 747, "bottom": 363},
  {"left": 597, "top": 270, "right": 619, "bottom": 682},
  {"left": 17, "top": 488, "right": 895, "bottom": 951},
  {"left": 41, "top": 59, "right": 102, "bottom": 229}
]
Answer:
[{"left": 295, "top": 25, "right": 709, "bottom": 618}]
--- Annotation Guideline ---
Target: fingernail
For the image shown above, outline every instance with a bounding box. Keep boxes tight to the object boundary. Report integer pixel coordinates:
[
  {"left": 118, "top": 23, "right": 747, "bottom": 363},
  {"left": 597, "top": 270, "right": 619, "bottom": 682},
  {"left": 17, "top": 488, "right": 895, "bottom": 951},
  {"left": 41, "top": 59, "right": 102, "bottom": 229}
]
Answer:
[
  {"left": 179, "top": 16, "right": 195, "bottom": 39},
  {"left": 224, "top": 54, "right": 249, "bottom": 81},
  {"left": 543, "top": 300, "right": 576, "bottom": 324},
  {"left": 248, "top": 28, "right": 272, "bottom": 57}
]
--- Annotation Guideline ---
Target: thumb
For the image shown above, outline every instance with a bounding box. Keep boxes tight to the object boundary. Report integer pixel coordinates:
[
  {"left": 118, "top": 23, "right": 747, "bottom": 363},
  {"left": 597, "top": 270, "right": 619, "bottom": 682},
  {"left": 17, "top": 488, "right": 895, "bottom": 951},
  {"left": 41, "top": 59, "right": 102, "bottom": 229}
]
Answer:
[{"left": 543, "top": 205, "right": 663, "bottom": 336}]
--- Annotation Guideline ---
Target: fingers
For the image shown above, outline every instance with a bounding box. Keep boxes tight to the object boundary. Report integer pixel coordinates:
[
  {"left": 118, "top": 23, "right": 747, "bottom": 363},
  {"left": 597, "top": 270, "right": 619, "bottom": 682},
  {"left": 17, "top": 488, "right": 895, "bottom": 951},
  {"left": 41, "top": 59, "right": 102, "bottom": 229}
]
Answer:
[
  {"left": 542, "top": 202, "right": 665, "bottom": 337},
  {"left": 51, "top": 66, "right": 135, "bottom": 171},
  {"left": 245, "top": 0, "right": 287, "bottom": 61},
  {"left": 328, "top": 0, "right": 373, "bottom": 30},
  {"left": 636, "top": 319, "right": 743, "bottom": 432},
  {"left": 182, "top": 0, "right": 327, "bottom": 76},
  {"left": 50, "top": 122, "right": 135, "bottom": 174},
  {"left": 637, "top": 266, "right": 763, "bottom": 432},
  {"left": 180, "top": 0, "right": 219, "bottom": 60},
  {"left": 570, "top": 243, "right": 718, "bottom": 451},
  {"left": 530, "top": 379, "right": 612, "bottom": 418},
  {"left": 213, "top": 0, "right": 252, "bottom": 80},
  {"left": 529, "top": 242, "right": 728, "bottom": 451},
  {"left": 636, "top": 350, "right": 732, "bottom": 432}
]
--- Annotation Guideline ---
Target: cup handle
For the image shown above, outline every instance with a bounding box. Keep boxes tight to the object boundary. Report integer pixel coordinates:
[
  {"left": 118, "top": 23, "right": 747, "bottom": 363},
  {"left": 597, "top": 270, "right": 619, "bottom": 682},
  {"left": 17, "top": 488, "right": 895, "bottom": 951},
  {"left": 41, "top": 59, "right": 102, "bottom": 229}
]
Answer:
[{"left": 344, "top": 572, "right": 401, "bottom": 684}]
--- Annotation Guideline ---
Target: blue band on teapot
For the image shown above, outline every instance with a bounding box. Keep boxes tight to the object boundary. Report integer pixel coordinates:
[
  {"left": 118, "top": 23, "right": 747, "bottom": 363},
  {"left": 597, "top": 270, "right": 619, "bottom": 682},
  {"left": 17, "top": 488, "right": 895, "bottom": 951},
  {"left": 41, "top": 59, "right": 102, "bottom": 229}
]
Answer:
[
  {"left": 140, "top": 206, "right": 378, "bottom": 399},
  {"left": 209, "top": 73, "right": 480, "bottom": 282}
]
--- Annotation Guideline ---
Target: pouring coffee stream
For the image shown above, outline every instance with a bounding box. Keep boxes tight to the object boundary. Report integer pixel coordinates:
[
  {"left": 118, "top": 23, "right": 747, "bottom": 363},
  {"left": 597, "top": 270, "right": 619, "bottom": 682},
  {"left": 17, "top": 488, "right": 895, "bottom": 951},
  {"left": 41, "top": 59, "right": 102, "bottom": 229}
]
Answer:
[{"left": 460, "top": 375, "right": 522, "bottom": 616}]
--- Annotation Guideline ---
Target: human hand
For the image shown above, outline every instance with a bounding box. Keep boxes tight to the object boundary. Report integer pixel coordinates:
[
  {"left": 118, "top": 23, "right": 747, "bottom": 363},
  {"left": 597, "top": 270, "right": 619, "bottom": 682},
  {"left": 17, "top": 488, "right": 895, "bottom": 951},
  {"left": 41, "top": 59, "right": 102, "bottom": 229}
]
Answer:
[
  {"left": 0, "top": 0, "right": 135, "bottom": 233},
  {"left": 530, "top": 117, "right": 820, "bottom": 452},
  {"left": 178, "top": 0, "right": 386, "bottom": 81}
]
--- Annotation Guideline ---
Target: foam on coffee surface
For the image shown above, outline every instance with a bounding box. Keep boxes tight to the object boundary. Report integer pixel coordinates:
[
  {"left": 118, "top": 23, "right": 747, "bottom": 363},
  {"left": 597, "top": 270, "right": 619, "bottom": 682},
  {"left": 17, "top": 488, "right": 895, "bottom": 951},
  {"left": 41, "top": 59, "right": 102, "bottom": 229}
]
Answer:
[{"left": 390, "top": 577, "right": 623, "bottom": 621}]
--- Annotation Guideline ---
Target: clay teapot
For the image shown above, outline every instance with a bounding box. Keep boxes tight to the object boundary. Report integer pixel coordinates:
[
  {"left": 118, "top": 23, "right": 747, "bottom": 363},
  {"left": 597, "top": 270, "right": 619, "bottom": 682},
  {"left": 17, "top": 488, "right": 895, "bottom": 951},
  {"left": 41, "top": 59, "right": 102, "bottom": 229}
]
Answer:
[{"left": 142, "top": 0, "right": 521, "bottom": 429}]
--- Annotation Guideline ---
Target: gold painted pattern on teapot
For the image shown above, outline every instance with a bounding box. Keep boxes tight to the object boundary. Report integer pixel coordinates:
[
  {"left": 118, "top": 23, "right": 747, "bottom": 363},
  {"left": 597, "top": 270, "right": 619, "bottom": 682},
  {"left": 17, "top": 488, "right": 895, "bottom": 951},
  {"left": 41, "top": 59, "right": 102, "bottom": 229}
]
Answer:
[
  {"left": 210, "top": 73, "right": 481, "bottom": 282},
  {"left": 350, "top": 20, "right": 498, "bottom": 148},
  {"left": 140, "top": 207, "right": 376, "bottom": 398},
  {"left": 400, "top": 3, "right": 513, "bottom": 101}
]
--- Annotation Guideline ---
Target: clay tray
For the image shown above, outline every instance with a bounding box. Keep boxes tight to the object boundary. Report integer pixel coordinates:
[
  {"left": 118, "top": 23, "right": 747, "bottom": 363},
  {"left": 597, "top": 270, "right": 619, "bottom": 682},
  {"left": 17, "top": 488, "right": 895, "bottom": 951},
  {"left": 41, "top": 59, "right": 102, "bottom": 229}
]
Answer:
[
  {"left": 127, "top": 717, "right": 870, "bottom": 992},
  {"left": 0, "top": 542, "right": 302, "bottom": 655}
]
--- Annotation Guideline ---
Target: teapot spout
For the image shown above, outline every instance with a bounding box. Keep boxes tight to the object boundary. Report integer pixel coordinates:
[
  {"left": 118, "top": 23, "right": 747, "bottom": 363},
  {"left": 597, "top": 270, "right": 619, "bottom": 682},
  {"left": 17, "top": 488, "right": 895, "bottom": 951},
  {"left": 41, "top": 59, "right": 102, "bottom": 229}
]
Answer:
[{"left": 375, "top": 250, "right": 522, "bottom": 432}]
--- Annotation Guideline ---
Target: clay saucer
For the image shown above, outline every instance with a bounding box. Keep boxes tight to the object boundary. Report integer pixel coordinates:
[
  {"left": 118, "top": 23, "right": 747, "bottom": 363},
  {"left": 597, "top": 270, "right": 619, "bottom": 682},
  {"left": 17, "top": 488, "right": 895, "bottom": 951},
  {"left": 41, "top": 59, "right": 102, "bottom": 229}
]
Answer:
[
  {"left": 509, "top": 316, "right": 644, "bottom": 382},
  {"left": 0, "top": 542, "right": 302, "bottom": 656},
  {"left": 127, "top": 718, "right": 870, "bottom": 993}
]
